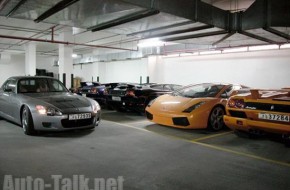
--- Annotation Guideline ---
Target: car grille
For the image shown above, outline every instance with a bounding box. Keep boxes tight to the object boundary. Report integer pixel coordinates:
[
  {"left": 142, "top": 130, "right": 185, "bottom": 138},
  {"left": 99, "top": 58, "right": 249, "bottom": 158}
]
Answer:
[
  {"left": 229, "top": 110, "right": 247, "bottom": 118},
  {"left": 145, "top": 111, "right": 153, "bottom": 120},
  {"left": 245, "top": 102, "right": 290, "bottom": 113},
  {"left": 172, "top": 117, "right": 189, "bottom": 126},
  {"left": 61, "top": 118, "right": 94, "bottom": 128}
]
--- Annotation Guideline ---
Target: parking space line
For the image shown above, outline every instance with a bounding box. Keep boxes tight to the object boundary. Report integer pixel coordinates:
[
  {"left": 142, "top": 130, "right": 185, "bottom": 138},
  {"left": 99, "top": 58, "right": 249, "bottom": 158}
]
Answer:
[
  {"left": 191, "top": 131, "right": 233, "bottom": 142},
  {"left": 126, "top": 121, "right": 151, "bottom": 125},
  {"left": 191, "top": 141, "right": 290, "bottom": 168},
  {"left": 106, "top": 120, "right": 152, "bottom": 133},
  {"left": 108, "top": 120, "right": 290, "bottom": 168}
]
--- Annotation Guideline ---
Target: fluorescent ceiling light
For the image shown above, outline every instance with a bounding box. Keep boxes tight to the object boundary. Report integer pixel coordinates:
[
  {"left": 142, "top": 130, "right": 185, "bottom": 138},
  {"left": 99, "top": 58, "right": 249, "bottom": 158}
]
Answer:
[
  {"left": 223, "top": 47, "right": 248, "bottom": 53},
  {"left": 280, "top": 43, "right": 290, "bottom": 49},
  {"left": 137, "top": 38, "right": 164, "bottom": 47},
  {"left": 200, "top": 50, "right": 221, "bottom": 55},
  {"left": 72, "top": 54, "right": 78, "bottom": 58},
  {"left": 249, "top": 44, "right": 279, "bottom": 51}
]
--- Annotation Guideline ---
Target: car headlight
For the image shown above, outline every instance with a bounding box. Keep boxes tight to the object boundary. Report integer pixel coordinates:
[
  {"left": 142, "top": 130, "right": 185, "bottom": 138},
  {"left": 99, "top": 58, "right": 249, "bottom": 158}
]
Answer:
[
  {"left": 92, "top": 101, "right": 101, "bottom": 113},
  {"left": 183, "top": 101, "right": 206, "bottom": 113},
  {"left": 36, "top": 105, "right": 62, "bottom": 116}
]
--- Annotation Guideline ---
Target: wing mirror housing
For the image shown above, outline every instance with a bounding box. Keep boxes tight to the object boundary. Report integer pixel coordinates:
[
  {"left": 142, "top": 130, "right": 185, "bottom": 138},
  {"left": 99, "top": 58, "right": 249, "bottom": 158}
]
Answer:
[{"left": 4, "top": 88, "right": 13, "bottom": 93}]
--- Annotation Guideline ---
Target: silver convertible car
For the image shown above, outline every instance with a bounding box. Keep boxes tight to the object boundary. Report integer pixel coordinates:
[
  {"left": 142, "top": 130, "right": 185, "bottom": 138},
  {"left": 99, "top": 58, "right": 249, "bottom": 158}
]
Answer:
[{"left": 0, "top": 76, "right": 101, "bottom": 135}]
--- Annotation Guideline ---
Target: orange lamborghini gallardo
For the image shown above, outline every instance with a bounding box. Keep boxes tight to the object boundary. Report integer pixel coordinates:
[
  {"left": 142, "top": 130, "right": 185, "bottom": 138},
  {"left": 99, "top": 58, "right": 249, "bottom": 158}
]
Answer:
[{"left": 145, "top": 83, "right": 249, "bottom": 131}]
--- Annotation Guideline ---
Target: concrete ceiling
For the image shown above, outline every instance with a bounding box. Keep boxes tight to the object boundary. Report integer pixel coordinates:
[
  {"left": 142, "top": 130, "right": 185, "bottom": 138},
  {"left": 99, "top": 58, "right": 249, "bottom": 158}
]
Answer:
[{"left": 0, "top": 0, "right": 289, "bottom": 61}]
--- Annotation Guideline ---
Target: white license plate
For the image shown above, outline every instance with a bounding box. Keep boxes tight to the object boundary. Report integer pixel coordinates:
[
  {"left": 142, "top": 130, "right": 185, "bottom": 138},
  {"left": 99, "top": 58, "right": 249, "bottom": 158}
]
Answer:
[
  {"left": 258, "top": 113, "right": 290, "bottom": 122},
  {"left": 69, "top": 113, "right": 91, "bottom": 120},
  {"left": 112, "top": 96, "right": 121, "bottom": 101}
]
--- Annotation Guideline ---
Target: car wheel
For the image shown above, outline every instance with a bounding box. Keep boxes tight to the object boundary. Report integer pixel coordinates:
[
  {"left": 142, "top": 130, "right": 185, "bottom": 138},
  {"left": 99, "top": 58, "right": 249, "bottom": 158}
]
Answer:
[
  {"left": 208, "top": 106, "right": 225, "bottom": 131},
  {"left": 22, "top": 106, "right": 36, "bottom": 135}
]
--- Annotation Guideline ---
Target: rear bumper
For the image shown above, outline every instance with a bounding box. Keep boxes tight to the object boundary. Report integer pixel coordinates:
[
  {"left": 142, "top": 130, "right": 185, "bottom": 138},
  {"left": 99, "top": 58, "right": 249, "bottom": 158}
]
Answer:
[{"left": 224, "top": 115, "right": 290, "bottom": 134}]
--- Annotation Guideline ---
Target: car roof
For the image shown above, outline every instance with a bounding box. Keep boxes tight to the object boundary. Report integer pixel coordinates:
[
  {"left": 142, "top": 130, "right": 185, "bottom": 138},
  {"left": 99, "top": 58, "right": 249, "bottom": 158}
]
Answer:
[{"left": 8, "top": 76, "right": 55, "bottom": 81}]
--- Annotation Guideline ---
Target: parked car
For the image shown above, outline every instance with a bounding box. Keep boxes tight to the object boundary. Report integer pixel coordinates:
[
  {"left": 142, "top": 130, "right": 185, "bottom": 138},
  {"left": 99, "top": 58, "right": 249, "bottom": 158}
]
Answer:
[
  {"left": 145, "top": 83, "right": 249, "bottom": 131},
  {"left": 124, "top": 84, "right": 183, "bottom": 113},
  {"left": 106, "top": 83, "right": 140, "bottom": 111},
  {"left": 70, "top": 82, "right": 108, "bottom": 105},
  {"left": 0, "top": 76, "right": 101, "bottom": 135},
  {"left": 224, "top": 88, "right": 290, "bottom": 143}
]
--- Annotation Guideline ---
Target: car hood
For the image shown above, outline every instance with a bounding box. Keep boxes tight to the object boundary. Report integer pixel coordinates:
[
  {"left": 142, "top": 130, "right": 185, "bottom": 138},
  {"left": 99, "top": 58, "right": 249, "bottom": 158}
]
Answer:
[
  {"left": 152, "top": 94, "right": 215, "bottom": 112},
  {"left": 24, "top": 92, "right": 91, "bottom": 109}
]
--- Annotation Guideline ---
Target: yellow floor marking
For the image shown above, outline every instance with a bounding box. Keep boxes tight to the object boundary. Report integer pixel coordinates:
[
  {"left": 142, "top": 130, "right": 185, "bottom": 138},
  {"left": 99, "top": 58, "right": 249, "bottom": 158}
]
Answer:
[
  {"left": 105, "top": 120, "right": 290, "bottom": 168},
  {"left": 191, "top": 131, "right": 233, "bottom": 142},
  {"left": 106, "top": 120, "right": 152, "bottom": 133},
  {"left": 191, "top": 141, "right": 290, "bottom": 168}
]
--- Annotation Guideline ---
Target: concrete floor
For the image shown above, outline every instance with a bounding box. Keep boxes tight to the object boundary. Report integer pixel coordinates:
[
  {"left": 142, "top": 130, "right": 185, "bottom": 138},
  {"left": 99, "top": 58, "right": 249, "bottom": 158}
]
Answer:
[{"left": 1, "top": 109, "right": 290, "bottom": 190}]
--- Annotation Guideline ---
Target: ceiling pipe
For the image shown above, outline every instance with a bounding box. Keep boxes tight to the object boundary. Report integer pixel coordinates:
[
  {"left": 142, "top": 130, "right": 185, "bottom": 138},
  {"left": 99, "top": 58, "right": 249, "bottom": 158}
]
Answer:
[
  {"left": 142, "top": 25, "right": 214, "bottom": 39},
  {"left": 212, "top": 32, "right": 235, "bottom": 46},
  {"left": 127, "top": 21, "right": 196, "bottom": 36},
  {"left": 238, "top": 30, "right": 278, "bottom": 44},
  {"left": 0, "top": 0, "right": 10, "bottom": 11},
  {"left": 89, "top": 9, "right": 160, "bottom": 32},
  {"left": 6, "top": 0, "right": 27, "bottom": 17},
  {"left": 162, "top": 30, "right": 228, "bottom": 42},
  {"left": 0, "top": 34, "right": 138, "bottom": 51},
  {"left": 263, "top": 27, "right": 290, "bottom": 40},
  {"left": 34, "top": 0, "right": 80, "bottom": 23}
]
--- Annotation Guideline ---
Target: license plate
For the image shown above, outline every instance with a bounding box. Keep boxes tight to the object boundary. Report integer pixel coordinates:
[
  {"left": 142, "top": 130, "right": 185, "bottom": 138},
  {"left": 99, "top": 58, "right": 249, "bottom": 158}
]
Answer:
[
  {"left": 69, "top": 113, "right": 91, "bottom": 120},
  {"left": 82, "top": 93, "right": 86, "bottom": 97},
  {"left": 258, "top": 113, "right": 290, "bottom": 122},
  {"left": 112, "top": 96, "right": 121, "bottom": 101}
]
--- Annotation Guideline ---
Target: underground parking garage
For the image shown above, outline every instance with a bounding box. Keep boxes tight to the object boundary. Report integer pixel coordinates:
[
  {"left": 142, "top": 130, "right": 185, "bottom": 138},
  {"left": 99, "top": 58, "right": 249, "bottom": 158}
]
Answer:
[{"left": 1, "top": 0, "right": 290, "bottom": 190}]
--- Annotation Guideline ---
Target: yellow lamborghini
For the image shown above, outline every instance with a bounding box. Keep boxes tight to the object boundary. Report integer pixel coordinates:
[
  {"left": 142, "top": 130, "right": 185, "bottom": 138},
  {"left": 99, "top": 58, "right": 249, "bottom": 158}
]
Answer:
[
  {"left": 224, "top": 89, "right": 290, "bottom": 138},
  {"left": 145, "top": 83, "right": 248, "bottom": 131}
]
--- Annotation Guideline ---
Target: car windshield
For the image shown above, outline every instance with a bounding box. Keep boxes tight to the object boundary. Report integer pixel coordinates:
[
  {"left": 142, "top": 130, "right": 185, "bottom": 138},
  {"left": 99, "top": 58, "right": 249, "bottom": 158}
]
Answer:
[
  {"left": 174, "top": 83, "right": 224, "bottom": 98},
  {"left": 18, "top": 78, "right": 68, "bottom": 93}
]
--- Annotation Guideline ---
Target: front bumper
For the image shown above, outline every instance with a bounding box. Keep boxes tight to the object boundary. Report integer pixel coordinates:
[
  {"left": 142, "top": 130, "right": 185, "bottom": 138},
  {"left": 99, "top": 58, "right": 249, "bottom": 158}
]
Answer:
[
  {"left": 32, "top": 111, "right": 101, "bottom": 131},
  {"left": 224, "top": 115, "right": 290, "bottom": 134},
  {"left": 145, "top": 109, "right": 207, "bottom": 129}
]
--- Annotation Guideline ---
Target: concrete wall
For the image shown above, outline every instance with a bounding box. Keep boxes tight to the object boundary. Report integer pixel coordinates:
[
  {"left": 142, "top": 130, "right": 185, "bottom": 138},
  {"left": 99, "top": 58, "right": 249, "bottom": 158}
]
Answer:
[
  {"left": 161, "top": 49, "right": 290, "bottom": 88},
  {"left": 1, "top": 49, "right": 290, "bottom": 89}
]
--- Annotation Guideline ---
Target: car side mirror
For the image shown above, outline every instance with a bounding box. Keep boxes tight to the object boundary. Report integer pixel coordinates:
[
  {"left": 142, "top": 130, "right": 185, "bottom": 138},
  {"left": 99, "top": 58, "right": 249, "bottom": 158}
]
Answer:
[{"left": 4, "top": 88, "right": 13, "bottom": 93}]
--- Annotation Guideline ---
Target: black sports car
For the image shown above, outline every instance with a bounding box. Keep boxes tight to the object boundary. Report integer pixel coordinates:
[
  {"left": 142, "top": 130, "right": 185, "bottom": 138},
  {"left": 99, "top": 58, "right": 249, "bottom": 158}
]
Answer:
[{"left": 107, "top": 83, "right": 183, "bottom": 113}]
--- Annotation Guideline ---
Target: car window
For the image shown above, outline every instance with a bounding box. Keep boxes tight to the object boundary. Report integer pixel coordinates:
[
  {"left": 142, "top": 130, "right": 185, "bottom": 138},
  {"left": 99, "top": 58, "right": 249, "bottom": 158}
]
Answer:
[
  {"left": 150, "top": 85, "right": 163, "bottom": 90},
  {"left": 18, "top": 78, "right": 67, "bottom": 93},
  {"left": 49, "top": 79, "right": 67, "bottom": 92},
  {"left": 175, "top": 84, "right": 224, "bottom": 98},
  {"left": 163, "top": 85, "right": 171, "bottom": 90}
]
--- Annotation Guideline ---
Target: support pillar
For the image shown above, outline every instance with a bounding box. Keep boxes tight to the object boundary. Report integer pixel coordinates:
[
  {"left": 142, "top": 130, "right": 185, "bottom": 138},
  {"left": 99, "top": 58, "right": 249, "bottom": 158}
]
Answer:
[
  {"left": 59, "top": 27, "right": 73, "bottom": 88},
  {"left": 25, "top": 42, "right": 36, "bottom": 76}
]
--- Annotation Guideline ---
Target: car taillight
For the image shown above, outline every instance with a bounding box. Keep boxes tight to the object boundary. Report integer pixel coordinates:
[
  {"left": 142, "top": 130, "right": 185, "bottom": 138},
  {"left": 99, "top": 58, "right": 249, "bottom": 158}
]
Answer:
[
  {"left": 228, "top": 98, "right": 245, "bottom": 109},
  {"left": 103, "top": 89, "right": 108, "bottom": 95},
  {"left": 90, "top": 87, "right": 97, "bottom": 94},
  {"left": 126, "top": 90, "right": 135, "bottom": 96}
]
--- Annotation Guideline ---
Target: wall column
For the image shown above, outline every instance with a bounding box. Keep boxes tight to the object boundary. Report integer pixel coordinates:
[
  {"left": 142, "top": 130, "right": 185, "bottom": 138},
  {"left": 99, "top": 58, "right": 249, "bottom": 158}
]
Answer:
[
  {"left": 25, "top": 42, "right": 36, "bottom": 76},
  {"left": 59, "top": 27, "right": 73, "bottom": 88}
]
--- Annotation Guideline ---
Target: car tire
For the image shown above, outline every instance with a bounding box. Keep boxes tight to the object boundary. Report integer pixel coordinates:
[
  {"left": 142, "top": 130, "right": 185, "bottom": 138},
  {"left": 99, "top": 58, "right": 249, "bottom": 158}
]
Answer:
[
  {"left": 22, "top": 106, "right": 36, "bottom": 136},
  {"left": 208, "top": 106, "right": 225, "bottom": 131}
]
